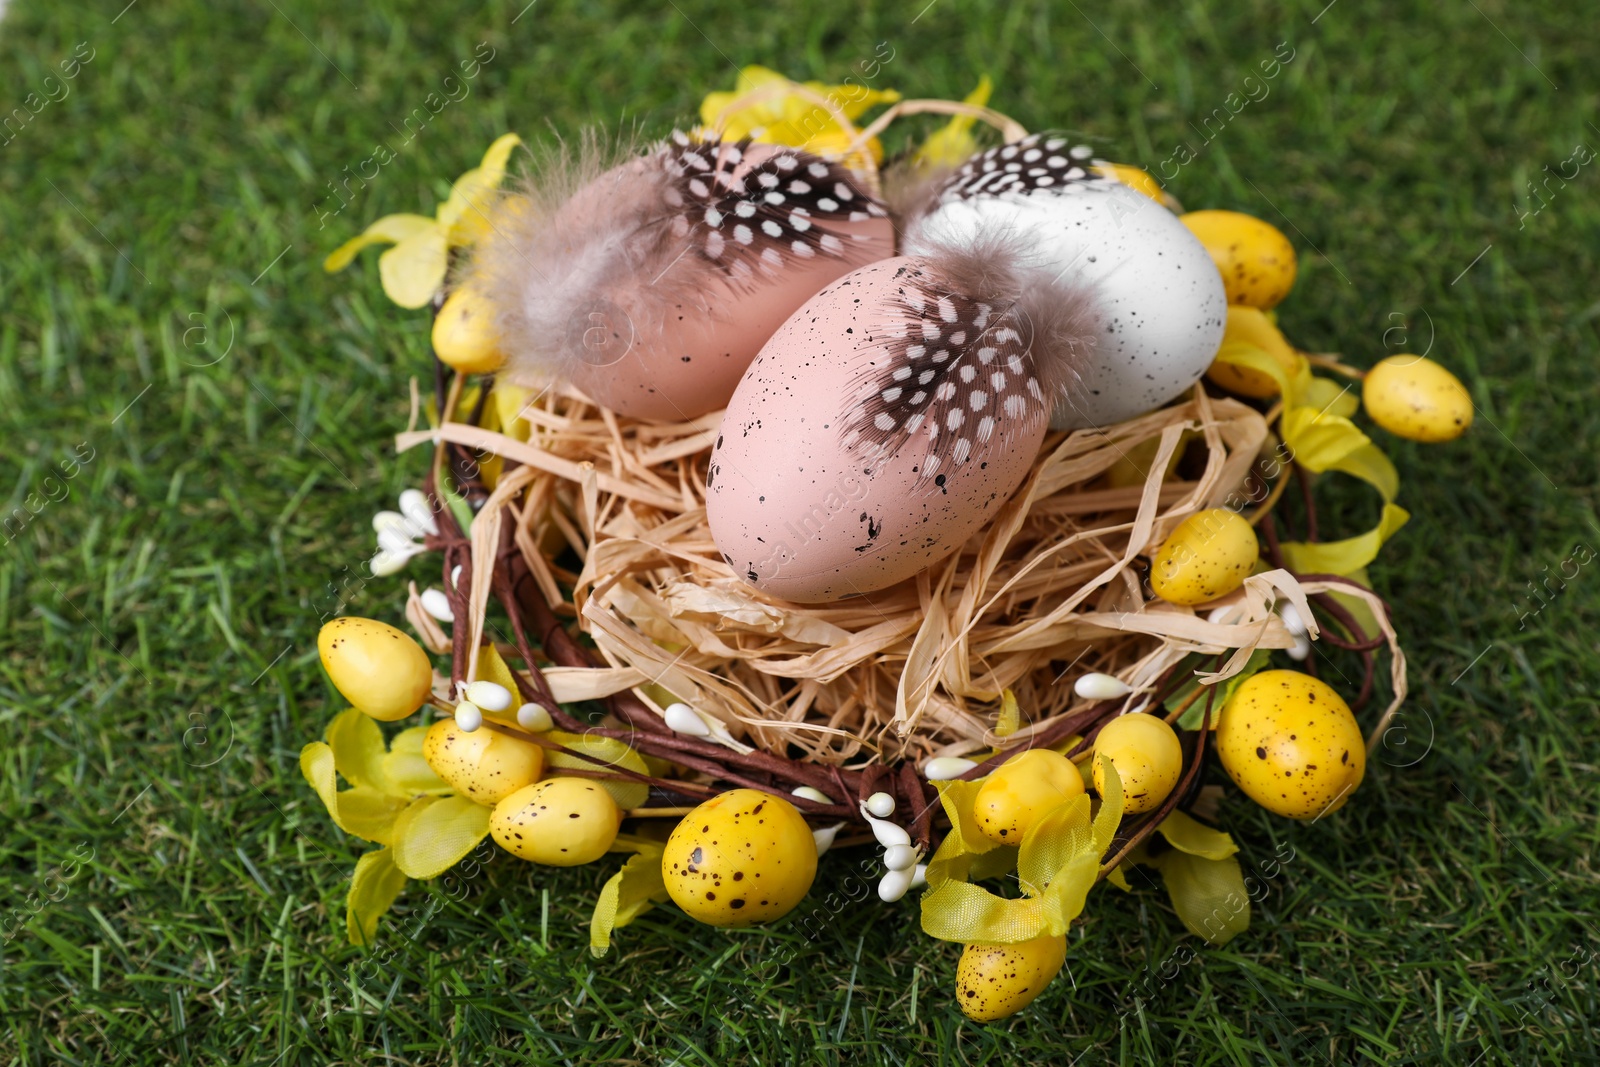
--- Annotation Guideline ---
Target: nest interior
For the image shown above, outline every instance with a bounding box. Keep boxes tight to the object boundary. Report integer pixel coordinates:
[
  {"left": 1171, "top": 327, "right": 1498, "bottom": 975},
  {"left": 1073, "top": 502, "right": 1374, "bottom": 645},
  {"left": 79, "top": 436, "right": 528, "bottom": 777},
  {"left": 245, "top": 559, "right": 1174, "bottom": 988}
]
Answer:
[{"left": 396, "top": 380, "right": 1390, "bottom": 776}]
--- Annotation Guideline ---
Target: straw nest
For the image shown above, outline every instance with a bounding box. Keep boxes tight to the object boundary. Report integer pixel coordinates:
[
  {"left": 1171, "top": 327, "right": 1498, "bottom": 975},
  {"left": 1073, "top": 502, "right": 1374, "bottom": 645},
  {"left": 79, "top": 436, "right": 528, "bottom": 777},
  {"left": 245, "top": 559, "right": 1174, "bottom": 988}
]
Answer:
[{"left": 395, "top": 379, "right": 1406, "bottom": 772}]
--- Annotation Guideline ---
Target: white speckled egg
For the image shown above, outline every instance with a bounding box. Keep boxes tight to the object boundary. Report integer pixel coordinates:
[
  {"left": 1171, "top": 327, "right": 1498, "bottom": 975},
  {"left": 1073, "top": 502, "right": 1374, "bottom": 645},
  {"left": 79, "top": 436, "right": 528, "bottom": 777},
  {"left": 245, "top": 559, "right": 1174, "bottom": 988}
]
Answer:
[
  {"left": 903, "top": 136, "right": 1225, "bottom": 430},
  {"left": 706, "top": 255, "right": 1067, "bottom": 603}
]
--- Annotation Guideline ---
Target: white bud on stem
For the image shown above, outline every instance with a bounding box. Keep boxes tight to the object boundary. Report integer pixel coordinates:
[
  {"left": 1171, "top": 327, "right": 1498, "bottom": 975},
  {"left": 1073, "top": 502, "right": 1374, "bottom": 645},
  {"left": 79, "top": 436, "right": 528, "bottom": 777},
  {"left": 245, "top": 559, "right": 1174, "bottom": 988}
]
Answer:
[
  {"left": 454, "top": 701, "right": 483, "bottom": 732},
  {"left": 878, "top": 868, "right": 914, "bottom": 902},
  {"left": 420, "top": 588, "right": 454, "bottom": 622},
  {"left": 465, "top": 680, "right": 512, "bottom": 712},
  {"left": 922, "top": 757, "right": 978, "bottom": 781},
  {"left": 1074, "top": 672, "right": 1133, "bottom": 700},
  {"left": 663, "top": 702, "right": 711, "bottom": 736},
  {"left": 515, "top": 703, "right": 553, "bottom": 731},
  {"left": 1281, "top": 603, "right": 1309, "bottom": 637},
  {"left": 865, "top": 791, "right": 895, "bottom": 818},
  {"left": 373, "top": 510, "right": 423, "bottom": 539},
  {"left": 883, "top": 843, "right": 918, "bottom": 871},
  {"left": 399, "top": 489, "right": 439, "bottom": 536},
  {"left": 862, "top": 811, "right": 911, "bottom": 849},
  {"left": 791, "top": 786, "right": 833, "bottom": 804}
]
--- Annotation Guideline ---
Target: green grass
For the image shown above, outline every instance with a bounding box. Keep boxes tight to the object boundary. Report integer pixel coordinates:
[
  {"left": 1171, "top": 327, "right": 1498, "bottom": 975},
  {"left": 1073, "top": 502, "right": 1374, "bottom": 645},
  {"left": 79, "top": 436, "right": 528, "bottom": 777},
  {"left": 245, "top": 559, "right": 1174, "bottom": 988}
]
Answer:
[{"left": 2, "top": 0, "right": 1598, "bottom": 1062}]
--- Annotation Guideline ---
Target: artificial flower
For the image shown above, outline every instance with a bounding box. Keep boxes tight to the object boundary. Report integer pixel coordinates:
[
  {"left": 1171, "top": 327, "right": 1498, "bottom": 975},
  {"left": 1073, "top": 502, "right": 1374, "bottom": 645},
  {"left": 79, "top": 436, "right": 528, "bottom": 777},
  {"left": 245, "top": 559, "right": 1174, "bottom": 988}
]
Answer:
[
  {"left": 919, "top": 760, "right": 1124, "bottom": 945},
  {"left": 324, "top": 133, "right": 522, "bottom": 308},
  {"left": 913, "top": 75, "right": 992, "bottom": 169},
  {"left": 300, "top": 707, "right": 487, "bottom": 943},
  {"left": 699, "top": 65, "right": 899, "bottom": 169},
  {"left": 1104, "top": 810, "right": 1250, "bottom": 946},
  {"left": 1211, "top": 343, "right": 1409, "bottom": 575}
]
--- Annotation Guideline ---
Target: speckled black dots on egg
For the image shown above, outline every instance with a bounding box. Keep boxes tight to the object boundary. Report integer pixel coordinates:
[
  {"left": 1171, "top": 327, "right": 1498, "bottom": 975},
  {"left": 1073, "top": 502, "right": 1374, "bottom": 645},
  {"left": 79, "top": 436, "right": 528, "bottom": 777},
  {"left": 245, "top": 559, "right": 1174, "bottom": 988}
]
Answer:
[{"left": 706, "top": 256, "right": 1063, "bottom": 602}]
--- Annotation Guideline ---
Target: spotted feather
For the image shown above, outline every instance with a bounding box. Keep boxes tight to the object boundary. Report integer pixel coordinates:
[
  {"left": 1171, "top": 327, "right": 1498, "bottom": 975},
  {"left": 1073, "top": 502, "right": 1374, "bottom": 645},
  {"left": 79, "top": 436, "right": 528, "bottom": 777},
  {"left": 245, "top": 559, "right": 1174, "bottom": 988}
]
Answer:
[
  {"left": 934, "top": 132, "right": 1109, "bottom": 204},
  {"left": 659, "top": 131, "right": 887, "bottom": 283},
  {"left": 840, "top": 263, "right": 1061, "bottom": 481}
]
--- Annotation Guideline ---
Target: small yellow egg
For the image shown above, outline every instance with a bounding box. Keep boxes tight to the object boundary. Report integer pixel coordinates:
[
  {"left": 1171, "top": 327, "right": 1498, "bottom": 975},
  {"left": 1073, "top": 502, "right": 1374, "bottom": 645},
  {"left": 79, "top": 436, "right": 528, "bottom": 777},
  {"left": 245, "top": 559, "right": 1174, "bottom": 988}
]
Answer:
[
  {"left": 955, "top": 934, "right": 1068, "bottom": 1022},
  {"left": 1095, "top": 162, "right": 1172, "bottom": 207},
  {"left": 318, "top": 617, "right": 433, "bottom": 722},
  {"left": 1092, "top": 713, "right": 1183, "bottom": 814},
  {"left": 1362, "top": 355, "right": 1473, "bottom": 443},
  {"left": 421, "top": 719, "right": 544, "bottom": 806},
  {"left": 662, "top": 789, "right": 816, "bottom": 927},
  {"left": 490, "top": 777, "right": 620, "bottom": 865},
  {"left": 1205, "top": 306, "right": 1302, "bottom": 399},
  {"left": 973, "top": 749, "right": 1086, "bottom": 845},
  {"left": 432, "top": 286, "right": 505, "bottom": 375},
  {"left": 1216, "top": 670, "right": 1365, "bottom": 819},
  {"left": 1149, "top": 508, "right": 1260, "bottom": 606},
  {"left": 1180, "top": 210, "right": 1297, "bottom": 309}
]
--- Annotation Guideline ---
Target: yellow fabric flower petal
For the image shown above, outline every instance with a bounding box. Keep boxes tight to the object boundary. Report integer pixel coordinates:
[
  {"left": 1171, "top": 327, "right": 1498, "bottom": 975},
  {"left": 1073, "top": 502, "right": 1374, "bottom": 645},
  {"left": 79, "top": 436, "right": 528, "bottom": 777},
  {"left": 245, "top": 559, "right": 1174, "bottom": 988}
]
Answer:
[
  {"left": 1154, "top": 849, "right": 1251, "bottom": 946},
  {"left": 389, "top": 795, "right": 492, "bottom": 879},
  {"left": 382, "top": 725, "right": 453, "bottom": 796},
  {"left": 590, "top": 843, "right": 669, "bottom": 958},
  {"left": 323, "top": 213, "right": 436, "bottom": 273},
  {"left": 545, "top": 731, "right": 650, "bottom": 810},
  {"left": 377, "top": 227, "right": 449, "bottom": 309},
  {"left": 1300, "top": 376, "right": 1361, "bottom": 420},
  {"left": 1212, "top": 340, "right": 1312, "bottom": 400},
  {"left": 699, "top": 65, "right": 896, "bottom": 165},
  {"left": 1280, "top": 502, "right": 1410, "bottom": 576},
  {"left": 299, "top": 742, "right": 409, "bottom": 844},
  {"left": 491, "top": 383, "right": 535, "bottom": 443},
  {"left": 921, "top": 763, "right": 1120, "bottom": 945},
  {"left": 1328, "top": 442, "right": 1400, "bottom": 503},
  {"left": 700, "top": 66, "right": 792, "bottom": 133},
  {"left": 915, "top": 75, "right": 992, "bottom": 169},
  {"left": 475, "top": 640, "right": 523, "bottom": 698},
  {"left": 1281, "top": 408, "right": 1373, "bottom": 472},
  {"left": 1154, "top": 811, "right": 1238, "bottom": 861},
  {"left": 325, "top": 707, "right": 390, "bottom": 791},
  {"left": 439, "top": 132, "right": 522, "bottom": 245},
  {"left": 1091, "top": 758, "right": 1123, "bottom": 858},
  {"left": 346, "top": 847, "right": 409, "bottom": 946}
]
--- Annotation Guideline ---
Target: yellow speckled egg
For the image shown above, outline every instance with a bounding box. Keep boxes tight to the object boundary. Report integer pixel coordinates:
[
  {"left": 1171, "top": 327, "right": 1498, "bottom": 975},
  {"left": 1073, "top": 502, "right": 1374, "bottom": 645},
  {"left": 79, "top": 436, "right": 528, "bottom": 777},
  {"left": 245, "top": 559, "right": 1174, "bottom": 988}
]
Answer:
[
  {"left": 1216, "top": 670, "right": 1365, "bottom": 820},
  {"left": 955, "top": 934, "right": 1068, "bottom": 1022},
  {"left": 1149, "top": 508, "right": 1260, "bottom": 606},
  {"left": 1094, "top": 162, "right": 1176, "bottom": 209},
  {"left": 490, "top": 777, "right": 621, "bottom": 865},
  {"left": 662, "top": 789, "right": 816, "bottom": 927},
  {"left": 1205, "top": 306, "right": 1302, "bottom": 399},
  {"left": 1362, "top": 356, "right": 1473, "bottom": 442},
  {"left": 432, "top": 285, "right": 506, "bottom": 375},
  {"left": 973, "top": 749, "right": 1086, "bottom": 845},
  {"left": 421, "top": 719, "right": 544, "bottom": 806},
  {"left": 1181, "top": 210, "right": 1297, "bottom": 309},
  {"left": 318, "top": 617, "right": 433, "bottom": 722},
  {"left": 1092, "top": 713, "right": 1183, "bottom": 814}
]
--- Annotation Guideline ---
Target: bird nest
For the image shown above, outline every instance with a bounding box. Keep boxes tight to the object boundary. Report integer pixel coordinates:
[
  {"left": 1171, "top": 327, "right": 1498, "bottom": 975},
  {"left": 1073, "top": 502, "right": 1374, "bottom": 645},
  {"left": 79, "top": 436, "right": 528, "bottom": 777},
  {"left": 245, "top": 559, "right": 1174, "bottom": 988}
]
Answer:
[{"left": 392, "top": 372, "right": 1405, "bottom": 821}]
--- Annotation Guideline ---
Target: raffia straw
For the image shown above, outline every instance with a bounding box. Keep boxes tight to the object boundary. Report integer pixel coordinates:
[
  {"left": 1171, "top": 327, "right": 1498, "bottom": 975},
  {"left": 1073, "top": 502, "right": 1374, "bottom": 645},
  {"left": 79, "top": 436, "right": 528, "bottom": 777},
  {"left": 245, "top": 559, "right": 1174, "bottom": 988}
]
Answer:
[
  {"left": 1299, "top": 579, "right": 1408, "bottom": 753},
  {"left": 843, "top": 97, "right": 1030, "bottom": 160},
  {"left": 394, "top": 374, "right": 1406, "bottom": 769}
]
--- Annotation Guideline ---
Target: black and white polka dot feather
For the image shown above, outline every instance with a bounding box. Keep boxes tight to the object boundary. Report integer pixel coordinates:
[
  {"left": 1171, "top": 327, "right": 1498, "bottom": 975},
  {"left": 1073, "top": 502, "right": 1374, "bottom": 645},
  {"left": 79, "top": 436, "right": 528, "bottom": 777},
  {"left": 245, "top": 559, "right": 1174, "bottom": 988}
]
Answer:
[
  {"left": 934, "top": 133, "right": 1109, "bottom": 204},
  {"left": 841, "top": 267, "right": 1052, "bottom": 481},
  {"left": 660, "top": 131, "right": 887, "bottom": 283}
]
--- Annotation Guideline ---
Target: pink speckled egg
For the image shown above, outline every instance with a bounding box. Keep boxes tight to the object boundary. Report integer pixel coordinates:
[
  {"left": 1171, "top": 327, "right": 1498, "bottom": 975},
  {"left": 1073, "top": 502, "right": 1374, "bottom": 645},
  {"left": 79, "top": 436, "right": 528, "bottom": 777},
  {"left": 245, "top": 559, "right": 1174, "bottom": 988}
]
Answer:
[
  {"left": 706, "top": 256, "right": 1064, "bottom": 603},
  {"left": 547, "top": 140, "right": 894, "bottom": 421}
]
